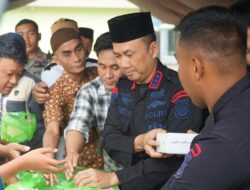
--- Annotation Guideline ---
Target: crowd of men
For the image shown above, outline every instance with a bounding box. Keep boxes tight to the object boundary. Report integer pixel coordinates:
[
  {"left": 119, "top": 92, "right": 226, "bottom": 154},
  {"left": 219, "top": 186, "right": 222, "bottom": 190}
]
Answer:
[{"left": 0, "top": 0, "right": 249, "bottom": 189}]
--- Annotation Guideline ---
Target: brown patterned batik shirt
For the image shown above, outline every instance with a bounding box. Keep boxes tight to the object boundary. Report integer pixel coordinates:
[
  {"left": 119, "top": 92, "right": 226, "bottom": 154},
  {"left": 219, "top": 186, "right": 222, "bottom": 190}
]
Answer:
[{"left": 43, "top": 67, "right": 103, "bottom": 168}]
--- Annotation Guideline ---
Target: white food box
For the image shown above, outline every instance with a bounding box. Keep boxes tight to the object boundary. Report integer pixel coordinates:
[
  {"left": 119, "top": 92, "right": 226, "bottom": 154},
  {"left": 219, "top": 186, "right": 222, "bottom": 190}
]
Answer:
[{"left": 156, "top": 133, "right": 198, "bottom": 155}]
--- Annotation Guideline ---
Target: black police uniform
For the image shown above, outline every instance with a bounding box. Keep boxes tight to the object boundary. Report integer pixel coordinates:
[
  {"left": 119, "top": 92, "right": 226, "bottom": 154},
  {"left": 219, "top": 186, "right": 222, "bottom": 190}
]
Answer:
[
  {"left": 161, "top": 75, "right": 250, "bottom": 190},
  {"left": 103, "top": 60, "right": 206, "bottom": 190}
]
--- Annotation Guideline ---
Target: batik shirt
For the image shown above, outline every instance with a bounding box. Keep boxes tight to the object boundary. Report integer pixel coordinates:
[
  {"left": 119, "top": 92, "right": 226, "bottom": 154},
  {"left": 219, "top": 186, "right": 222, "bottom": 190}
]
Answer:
[{"left": 43, "top": 67, "right": 103, "bottom": 168}]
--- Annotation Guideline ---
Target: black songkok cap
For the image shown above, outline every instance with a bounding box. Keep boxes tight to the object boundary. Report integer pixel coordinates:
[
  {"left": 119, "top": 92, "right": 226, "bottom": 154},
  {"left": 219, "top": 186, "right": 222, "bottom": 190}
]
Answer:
[
  {"left": 79, "top": 27, "right": 94, "bottom": 41},
  {"left": 108, "top": 12, "right": 155, "bottom": 43}
]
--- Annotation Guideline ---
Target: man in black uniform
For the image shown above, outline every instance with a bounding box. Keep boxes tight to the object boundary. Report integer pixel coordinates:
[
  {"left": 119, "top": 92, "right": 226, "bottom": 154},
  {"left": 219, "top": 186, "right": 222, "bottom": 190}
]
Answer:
[
  {"left": 71, "top": 12, "right": 205, "bottom": 190},
  {"left": 161, "top": 6, "right": 250, "bottom": 190}
]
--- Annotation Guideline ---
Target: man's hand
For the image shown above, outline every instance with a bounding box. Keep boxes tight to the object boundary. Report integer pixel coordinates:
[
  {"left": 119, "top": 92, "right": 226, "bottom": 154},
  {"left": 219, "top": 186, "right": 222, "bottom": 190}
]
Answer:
[
  {"left": 20, "top": 148, "right": 65, "bottom": 173},
  {"left": 4, "top": 176, "right": 18, "bottom": 185},
  {"left": 143, "top": 128, "right": 169, "bottom": 158},
  {"left": 32, "top": 82, "right": 49, "bottom": 104},
  {"left": 74, "top": 169, "right": 119, "bottom": 189},
  {"left": 64, "top": 152, "right": 79, "bottom": 180},
  {"left": 44, "top": 173, "right": 60, "bottom": 187},
  {"left": 187, "top": 129, "right": 198, "bottom": 134},
  {"left": 38, "top": 149, "right": 63, "bottom": 187},
  {"left": 0, "top": 143, "right": 30, "bottom": 160}
]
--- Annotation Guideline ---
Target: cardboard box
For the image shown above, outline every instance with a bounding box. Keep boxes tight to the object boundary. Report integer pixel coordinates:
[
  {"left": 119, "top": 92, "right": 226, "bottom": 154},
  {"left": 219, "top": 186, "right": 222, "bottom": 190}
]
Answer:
[{"left": 156, "top": 133, "right": 198, "bottom": 155}]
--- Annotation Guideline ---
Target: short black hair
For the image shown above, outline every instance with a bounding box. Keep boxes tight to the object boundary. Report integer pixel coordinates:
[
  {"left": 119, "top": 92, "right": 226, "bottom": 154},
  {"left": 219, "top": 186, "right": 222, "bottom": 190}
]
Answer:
[
  {"left": 15, "top": 19, "right": 39, "bottom": 33},
  {"left": 176, "top": 6, "right": 247, "bottom": 60},
  {"left": 94, "top": 32, "right": 113, "bottom": 56},
  {"left": 230, "top": 0, "right": 250, "bottom": 26},
  {"left": 141, "top": 33, "right": 156, "bottom": 48},
  {"left": 79, "top": 27, "right": 94, "bottom": 41},
  {"left": 0, "top": 33, "right": 27, "bottom": 65}
]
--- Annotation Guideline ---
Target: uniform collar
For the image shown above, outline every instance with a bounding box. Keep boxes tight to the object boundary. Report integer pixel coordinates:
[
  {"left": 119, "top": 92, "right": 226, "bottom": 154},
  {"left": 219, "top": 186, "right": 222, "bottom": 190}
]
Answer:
[
  {"left": 131, "top": 59, "right": 164, "bottom": 91},
  {"left": 212, "top": 74, "right": 250, "bottom": 115},
  {"left": 61, "top": 72, "right": 83, "bottom": 87},
  {"left": 29, "top": 47, "right": 46, "bottom": 62}
]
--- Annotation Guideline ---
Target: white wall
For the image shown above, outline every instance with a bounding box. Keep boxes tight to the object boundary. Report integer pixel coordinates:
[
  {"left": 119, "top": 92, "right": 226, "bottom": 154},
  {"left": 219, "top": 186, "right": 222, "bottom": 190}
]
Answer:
[{"left": 0, "top": 5, "right": 138, "bottom": 58}]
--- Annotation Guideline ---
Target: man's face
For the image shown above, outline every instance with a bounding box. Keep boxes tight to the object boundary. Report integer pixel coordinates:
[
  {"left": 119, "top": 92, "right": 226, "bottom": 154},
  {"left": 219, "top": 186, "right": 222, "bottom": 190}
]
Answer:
[
  {"left": 54, "top": 39, "right": 86, "bottom": 75},
  {"left": 80, "top": 36, "right": 92, "bottom": 57},
  {"left": 175, "top": 41, "right": 205, "bottom": 108},
  {"left": 97, "top": 49, "right": 122, "bottom": 91},
  {"left": 247, "top": 27, "right": 250, "bottom": 65},
  {"left": 16, "top": 23, "right": 40, "bottom": 57},
  {"left": 0, "top": 58, "right": 23, "bottom": 95},
  {"left": 113, "top": 37, "right": 158, "bottom": 84}
]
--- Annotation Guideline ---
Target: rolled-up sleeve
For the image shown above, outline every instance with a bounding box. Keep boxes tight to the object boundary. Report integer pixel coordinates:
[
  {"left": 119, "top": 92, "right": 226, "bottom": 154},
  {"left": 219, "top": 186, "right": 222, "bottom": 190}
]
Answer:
[{"left": 64, "top": 88, "right": 94, "bottom": 143}]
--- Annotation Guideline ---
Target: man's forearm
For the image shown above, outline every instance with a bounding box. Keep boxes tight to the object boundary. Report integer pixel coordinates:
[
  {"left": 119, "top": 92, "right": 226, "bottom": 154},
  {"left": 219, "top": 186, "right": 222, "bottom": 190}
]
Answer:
[
  {"left": 0, "top": 155, "right": 26, "bottom": 181},
  {"left": 65, "top": 130, "right": 85, "bottom": 155},
  {"left": 43, "top": 121, "right": 60, "bottom": 158}
]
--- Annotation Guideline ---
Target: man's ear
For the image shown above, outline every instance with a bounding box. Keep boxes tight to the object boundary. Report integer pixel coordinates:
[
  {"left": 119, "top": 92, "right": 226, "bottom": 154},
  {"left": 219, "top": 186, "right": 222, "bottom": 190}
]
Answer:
[
  {"left": 191, "top": 56, "right": 204, "bottom": 81},
  {"left": 149, "top": 41, "right": 159, "bottom": 59},
  {"left": 53, "top": 54, "right": 58, "bottom": 63},
  {"left": 38, "top": 33, "right": 41, "bottom": 41}
]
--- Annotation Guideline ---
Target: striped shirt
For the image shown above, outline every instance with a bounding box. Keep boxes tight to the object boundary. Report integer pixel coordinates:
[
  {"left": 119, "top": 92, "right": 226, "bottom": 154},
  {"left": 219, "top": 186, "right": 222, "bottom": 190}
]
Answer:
[{"left": 65, "top": 77, "right": 123, "bottom": 171}]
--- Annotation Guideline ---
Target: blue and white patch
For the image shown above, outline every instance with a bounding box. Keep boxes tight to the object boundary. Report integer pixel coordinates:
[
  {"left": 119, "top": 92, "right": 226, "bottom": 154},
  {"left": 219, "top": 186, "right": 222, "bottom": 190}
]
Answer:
[
  {"left": 174, "top": 98, "right": 191, "bottom": 120},
  {"left": 145, "top": 109, "right": 167, "bottom": 120},
  {"left": 174, "top": 152, "right": 193, "bottom": 179},
  {"left": 147, "top": 122, "right": 165, "bottom": 131},
  {"left": 147, "top": 100, "right": 166, "bottom": 109},
  {"left": 120, "top": 92, "right": 133, "bottom": 106},
  {"left": 118, "top": 106, "right": 132, "bottom": 118},
  {"left": 150, "top": 88, "right": 165, "bottom": 100}
]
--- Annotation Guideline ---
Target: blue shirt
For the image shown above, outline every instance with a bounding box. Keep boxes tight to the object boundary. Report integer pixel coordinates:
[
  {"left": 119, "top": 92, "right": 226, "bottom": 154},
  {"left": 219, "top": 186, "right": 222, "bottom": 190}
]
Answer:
[{"left": 0, "top": 177, "right": 5, "bottom": 190}]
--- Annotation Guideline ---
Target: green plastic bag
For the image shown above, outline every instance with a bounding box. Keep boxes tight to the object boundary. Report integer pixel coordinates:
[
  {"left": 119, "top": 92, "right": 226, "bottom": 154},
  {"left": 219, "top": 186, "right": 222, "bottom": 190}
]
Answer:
[
  {"left": 5, "top": 172, "right": 45, "bottom": 190},
  {"left": 1, "top": 112, "right": 37, "bottom": 143},
  {"left": 6, "top": 169, "right": 120, "bottom": 190}
]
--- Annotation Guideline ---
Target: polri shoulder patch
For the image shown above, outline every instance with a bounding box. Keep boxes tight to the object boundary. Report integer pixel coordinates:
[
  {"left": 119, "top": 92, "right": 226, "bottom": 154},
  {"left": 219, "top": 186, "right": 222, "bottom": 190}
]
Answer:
[
  {"left": 171, "top": 90, "right": 189, "bottom": 103},
  {"left": 172, "top": 90, "right": 191, "bottom": 120}
]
